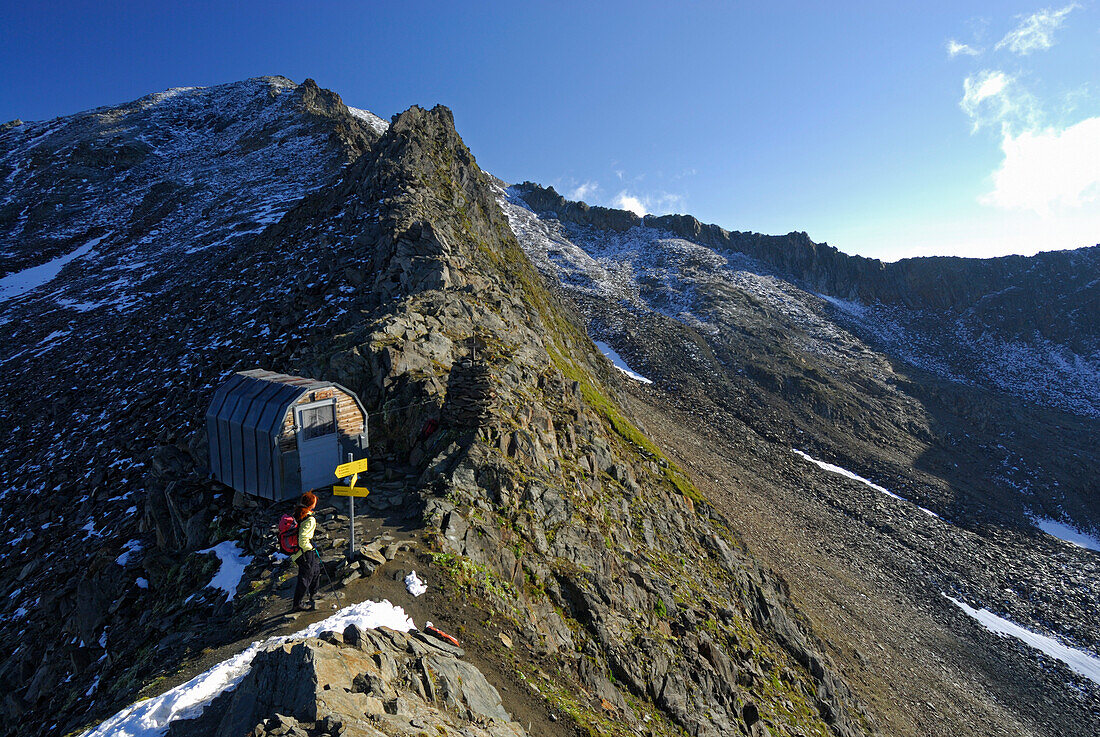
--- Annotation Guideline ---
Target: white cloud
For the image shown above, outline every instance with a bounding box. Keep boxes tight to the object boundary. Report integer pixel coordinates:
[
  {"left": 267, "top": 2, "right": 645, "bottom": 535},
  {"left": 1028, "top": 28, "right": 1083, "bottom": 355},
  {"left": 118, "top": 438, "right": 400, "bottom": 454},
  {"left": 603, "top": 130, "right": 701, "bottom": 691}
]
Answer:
[
  {"left": 609, "top": 190, "right": 686, "bottom": 217},
  {"left": 613, "top": 192, "right": 648, "bottom": 216},
  {"left": 995, "top": 4, "right": 1078, "bottom": 55},
  {"left": 568, "top": 181, "right": 598, "bottom": 201},
  {"left": 947, "top": 39, "right": 981, "bottom": 57},
  {"left": 959, "top": 70, "right": 1098, "bottom": 216},
  {"left": 962, "top": 70, "right": 1008, "bottom": 109},
  {"left": 960, "top": 70, "right": 1039, "bottom": 132},
  {"left": 937, "top": 6, "right": 1099, "bottom": 254},
  {"left": 981, "top": 116, "right": 1100, "bottom": 214}
]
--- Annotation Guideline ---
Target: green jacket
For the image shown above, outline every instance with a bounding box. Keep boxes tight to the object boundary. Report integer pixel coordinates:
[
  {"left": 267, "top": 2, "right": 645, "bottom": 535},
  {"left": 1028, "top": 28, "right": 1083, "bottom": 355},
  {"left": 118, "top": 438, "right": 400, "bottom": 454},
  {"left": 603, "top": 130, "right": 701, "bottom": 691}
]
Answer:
[{"left": 291, "top": 514, "right": 317, "bottom": 562}]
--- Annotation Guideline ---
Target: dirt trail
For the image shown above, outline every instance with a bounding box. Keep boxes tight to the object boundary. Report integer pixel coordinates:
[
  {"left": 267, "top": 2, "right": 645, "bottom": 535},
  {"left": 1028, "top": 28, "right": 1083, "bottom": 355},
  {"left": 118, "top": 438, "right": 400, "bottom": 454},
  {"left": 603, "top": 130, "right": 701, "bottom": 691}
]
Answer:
[{"left": 129, "top": 496, "right": 580, "bottom": 737}]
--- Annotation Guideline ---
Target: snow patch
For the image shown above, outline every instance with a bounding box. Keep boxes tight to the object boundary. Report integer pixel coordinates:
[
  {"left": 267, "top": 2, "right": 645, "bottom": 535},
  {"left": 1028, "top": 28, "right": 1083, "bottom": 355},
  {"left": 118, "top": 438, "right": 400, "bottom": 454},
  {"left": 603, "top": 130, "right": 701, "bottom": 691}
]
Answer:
[
  {"left": 819, "top": 293, "right": 870, "bottom": 319},
  {"left": 792, "top": 449, "right": 939, "bottom": 518},
  {"left": 116, "top": 539, "right": 143, "bottom": 566},
  {"left": 594, "top": 340, "right": 653, "bottom": 384},
  {"left": 0, "top": 233, "right": 108, "bottom": 301},
  {"left": 1032, "top": 517, "right": 1100, "bottom": 552},
  {"left": 404, "top": 570, "right": 427, "bottom": 597},
  {"left": 198, "top": 541, "right": 251, "bottom": 601},
  {"left": 946, "top": 596, "right": 1100, "bottom": 686},
  {"left": 348, "top": 106, "right": 389, "bottom": 135},
  {"left": 79, "top": 599, "right": 415, "bottom": 737}
]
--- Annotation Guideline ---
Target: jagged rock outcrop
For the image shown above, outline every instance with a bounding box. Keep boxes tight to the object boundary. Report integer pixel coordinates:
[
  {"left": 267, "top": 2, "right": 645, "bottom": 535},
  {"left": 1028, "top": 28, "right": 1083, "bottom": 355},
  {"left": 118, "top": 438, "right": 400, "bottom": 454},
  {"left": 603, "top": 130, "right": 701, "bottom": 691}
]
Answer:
[
  {"left": 0, "top": 78, "right": 880, "bottom": 737},
  {"left": 26, "top": 71, "right": 1100, "bottom": 737},
  {"left": 270, "top": 104, "right": 878, "bottom": 737},
  {"left": 514, "top": 182, "right": 1100, "bottom": 353},
  {"left": 168, "top": 627, "right": 525, "bottom": 737},
  {"left": 500, "top": 177, "right": 1100, "bottom": 736}
]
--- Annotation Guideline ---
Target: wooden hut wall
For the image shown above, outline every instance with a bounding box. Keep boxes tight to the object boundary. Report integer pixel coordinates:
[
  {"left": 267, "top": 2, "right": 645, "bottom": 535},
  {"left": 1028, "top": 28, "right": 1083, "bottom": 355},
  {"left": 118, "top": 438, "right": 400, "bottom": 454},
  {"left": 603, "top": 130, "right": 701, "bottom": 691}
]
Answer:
[
  {"left": 276, "top": 387, "right": 366, "bottom": 452},
  {"left": 335, "top": 390, "right": 365, "bottom": 439}
]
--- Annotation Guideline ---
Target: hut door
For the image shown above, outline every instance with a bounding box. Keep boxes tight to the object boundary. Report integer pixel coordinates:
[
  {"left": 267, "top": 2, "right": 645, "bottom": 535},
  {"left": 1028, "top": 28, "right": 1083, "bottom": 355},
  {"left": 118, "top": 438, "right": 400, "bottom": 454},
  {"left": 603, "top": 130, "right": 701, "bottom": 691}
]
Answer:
[{"left": 295, "top": 399, "right": 339, "bottom": 492}]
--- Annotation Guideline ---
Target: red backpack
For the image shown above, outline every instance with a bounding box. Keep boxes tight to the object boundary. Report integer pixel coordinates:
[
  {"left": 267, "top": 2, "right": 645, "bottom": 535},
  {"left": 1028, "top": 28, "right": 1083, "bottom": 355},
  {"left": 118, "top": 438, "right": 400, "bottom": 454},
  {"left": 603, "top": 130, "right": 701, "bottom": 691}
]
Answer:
[{"left": 278, "top": 514, "right": 299, "bottom": 554}]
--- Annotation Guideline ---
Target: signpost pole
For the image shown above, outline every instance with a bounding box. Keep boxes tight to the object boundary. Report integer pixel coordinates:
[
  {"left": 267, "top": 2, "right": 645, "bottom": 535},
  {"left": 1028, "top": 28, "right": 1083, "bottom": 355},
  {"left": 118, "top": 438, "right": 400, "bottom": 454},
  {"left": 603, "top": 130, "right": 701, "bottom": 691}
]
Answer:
[
  {"left": 335, "top": 455, "right": 368, "bottom": 560},
  {"left": 345, "top": 452, "right": 355, "bottom": 560}
]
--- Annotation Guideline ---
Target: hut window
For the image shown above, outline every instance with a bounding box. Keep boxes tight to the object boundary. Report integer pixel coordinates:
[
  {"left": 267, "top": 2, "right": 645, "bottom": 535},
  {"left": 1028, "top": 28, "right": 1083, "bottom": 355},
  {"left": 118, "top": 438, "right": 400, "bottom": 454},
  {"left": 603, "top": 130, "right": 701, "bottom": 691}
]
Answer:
[{"left": 300, "top": 404, "right": 336, "bottom": 439}]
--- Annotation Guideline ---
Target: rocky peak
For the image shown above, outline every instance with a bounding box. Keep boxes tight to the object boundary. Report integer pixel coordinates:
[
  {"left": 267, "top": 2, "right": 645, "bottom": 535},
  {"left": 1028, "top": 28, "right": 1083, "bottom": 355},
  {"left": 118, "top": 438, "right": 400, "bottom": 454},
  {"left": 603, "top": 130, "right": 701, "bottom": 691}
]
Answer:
[
  {"left": 276, "top": 105, "right": 878, "bottom": 737},
  {"left": 3, "top": 85, "right": 879, "bottom": 737}
]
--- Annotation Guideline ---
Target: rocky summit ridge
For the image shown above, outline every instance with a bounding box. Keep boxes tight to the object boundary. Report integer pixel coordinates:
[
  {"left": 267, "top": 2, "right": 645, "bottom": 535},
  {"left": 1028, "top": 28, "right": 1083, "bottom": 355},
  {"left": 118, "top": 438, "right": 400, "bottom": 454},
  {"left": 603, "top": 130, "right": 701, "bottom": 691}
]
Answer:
[
  {"left": 1, "top": 80, "right": 873, "bottom": 737},
  {"left": 0, "top": 78, "right": 1097, "bottom": 737}
]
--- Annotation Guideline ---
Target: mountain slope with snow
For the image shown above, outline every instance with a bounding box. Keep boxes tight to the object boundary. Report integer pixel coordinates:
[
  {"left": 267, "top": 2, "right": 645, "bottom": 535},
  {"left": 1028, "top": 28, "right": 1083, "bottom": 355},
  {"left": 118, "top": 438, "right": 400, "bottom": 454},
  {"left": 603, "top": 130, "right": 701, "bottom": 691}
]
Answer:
[{"left": 502, "top": 182, "right": 1100, "bottom": 736}]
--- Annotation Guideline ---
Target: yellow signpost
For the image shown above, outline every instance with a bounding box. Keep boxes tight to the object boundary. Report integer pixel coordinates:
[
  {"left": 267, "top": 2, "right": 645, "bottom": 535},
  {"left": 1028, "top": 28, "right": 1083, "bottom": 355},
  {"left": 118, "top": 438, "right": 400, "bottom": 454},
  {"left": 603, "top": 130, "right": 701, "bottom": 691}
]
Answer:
[
  {"left": 333, "top": 485, "right": 370, "bottom": 497},
  {"left": 335, "top": 458, "right": 370, "bottom": 478},
  {"left": 335, "top": 454, "right": 369, "bottom": 558}
]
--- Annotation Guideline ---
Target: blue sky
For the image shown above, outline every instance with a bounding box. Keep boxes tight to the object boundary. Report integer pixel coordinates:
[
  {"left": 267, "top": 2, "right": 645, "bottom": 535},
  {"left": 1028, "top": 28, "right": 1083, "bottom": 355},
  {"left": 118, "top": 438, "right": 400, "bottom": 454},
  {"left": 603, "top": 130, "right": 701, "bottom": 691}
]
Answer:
[{"left": 1, "top": 1, "right": 1097, "bottom": 261}]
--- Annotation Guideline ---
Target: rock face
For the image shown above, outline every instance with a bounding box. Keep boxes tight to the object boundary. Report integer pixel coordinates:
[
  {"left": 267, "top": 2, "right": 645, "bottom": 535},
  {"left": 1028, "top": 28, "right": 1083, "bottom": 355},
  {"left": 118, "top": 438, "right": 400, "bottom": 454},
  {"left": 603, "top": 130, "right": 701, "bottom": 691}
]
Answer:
[
  {"left": 500, "top": 182, "right": 1100, "bottom": 735},
  {"left": 514, "top": 182, "right": 1100, "bottom": 354},
  {"left": 269, "top": 104, "right": 875, "bottom": 737},
  {"left": 168, "top": 628, "right": 525, "bottom": 737}
]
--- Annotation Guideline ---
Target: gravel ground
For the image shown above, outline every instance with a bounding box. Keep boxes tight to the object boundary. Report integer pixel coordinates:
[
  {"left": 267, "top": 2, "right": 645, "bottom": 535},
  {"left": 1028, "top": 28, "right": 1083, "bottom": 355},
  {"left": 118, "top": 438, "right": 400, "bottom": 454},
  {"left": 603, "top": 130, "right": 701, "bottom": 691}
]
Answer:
[{"left": 626, "top": 385, "right": 1100, "bottom": 737}]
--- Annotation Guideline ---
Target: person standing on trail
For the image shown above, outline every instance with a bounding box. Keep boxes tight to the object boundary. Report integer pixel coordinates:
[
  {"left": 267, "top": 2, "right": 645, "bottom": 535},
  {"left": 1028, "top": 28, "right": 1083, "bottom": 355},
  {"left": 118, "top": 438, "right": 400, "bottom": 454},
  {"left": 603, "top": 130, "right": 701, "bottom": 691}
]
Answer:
[{"left": 290, "top": 491, "right": 320, "bottom": 611}]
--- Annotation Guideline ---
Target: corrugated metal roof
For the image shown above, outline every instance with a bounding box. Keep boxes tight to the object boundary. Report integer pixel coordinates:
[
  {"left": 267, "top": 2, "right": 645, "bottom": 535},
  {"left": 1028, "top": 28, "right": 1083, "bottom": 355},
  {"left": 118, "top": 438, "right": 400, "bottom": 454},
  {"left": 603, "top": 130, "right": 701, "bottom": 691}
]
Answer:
[{"left": 207, "top": 369, "right": 365, "bottom": 499}]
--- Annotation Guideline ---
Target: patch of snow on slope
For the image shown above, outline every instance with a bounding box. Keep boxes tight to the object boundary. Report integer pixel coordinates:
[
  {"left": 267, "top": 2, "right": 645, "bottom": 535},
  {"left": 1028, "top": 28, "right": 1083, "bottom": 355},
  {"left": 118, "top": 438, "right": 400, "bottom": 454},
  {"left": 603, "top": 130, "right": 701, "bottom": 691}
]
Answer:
[
  {"left": 594, "top": 340, "right": 653, "bottom": 384},
  {"left": 819, "top": 294, "right": 965, "bottom": 381},
  {"left": 946, "top": 596, "right": 1100, "bottom": 686},
  {"left": 0, "top": 232, "right": 108, "bottom": 301},
  {"left": 501, "top": 186, "right": 881, "bottom": 363},
  {"left": 198, "top": 541, "right": 251, "bottom": 601},
  {"left": 1032, "top": 517, "right": 1100, "bottom": 552},
  {"left": 115, "top": 539, "right": 143, "bottom": 566},
  {"left": 79, "top": 599, "right": 415, "bottom": 737},
  {"left": 348, "top": 106, "right": 389, "bottom": 134},
  {"left": 793, "top": 449, "right": 939, "bottom": 518},
  {"left": 0, "top": 78, "right": 349, "bottom": 319},
  {"left": 820, "top": 291, "right": 1100, "bottom": 418},
  {"left": 966, "top": 328, "right": 1100, "bottom": 418}
]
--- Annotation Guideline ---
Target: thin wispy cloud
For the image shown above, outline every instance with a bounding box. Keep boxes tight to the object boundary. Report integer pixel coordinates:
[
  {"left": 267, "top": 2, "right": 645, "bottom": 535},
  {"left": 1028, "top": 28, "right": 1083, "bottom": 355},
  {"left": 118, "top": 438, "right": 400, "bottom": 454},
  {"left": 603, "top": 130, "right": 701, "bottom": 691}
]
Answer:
[
  {"left": 960, "top": 70, "right": 1040, "bottom": 132},
  {"left": 953, "top": 7, "right": 1100, "bottom": 218},
  {"left": 568, "top": 181, "right": 598, "bottom": 201},
  {"left": 610, "top": 190, "right": 685, "bottom": 217},
  {"left": 995, "top": 4, "right": 1078, "bottom": 55},
  {"left": 946, "top": 39, "right": 982, "bottom": 57}
]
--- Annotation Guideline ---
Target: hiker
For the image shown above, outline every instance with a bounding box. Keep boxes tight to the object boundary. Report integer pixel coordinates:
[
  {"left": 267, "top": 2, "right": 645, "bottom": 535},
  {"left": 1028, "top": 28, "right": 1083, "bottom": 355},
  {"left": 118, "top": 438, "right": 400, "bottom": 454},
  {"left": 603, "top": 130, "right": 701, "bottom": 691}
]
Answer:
[{"left": 290, "top": 491, "right": 321, "bottom": 611}]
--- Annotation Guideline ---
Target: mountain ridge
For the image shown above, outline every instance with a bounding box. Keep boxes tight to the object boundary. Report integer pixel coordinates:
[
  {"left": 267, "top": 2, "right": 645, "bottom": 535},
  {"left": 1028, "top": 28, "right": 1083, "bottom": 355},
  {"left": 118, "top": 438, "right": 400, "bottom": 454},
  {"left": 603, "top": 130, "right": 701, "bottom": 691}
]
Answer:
[
  {"left": 515, "top": 182, "right": 1100, "bottom": 350},
  {"left": 1, "top": 81, "right": 875, "bottom": 737},
  {"left": 501, "top": 177, "right": 1100, "bottom": 735}
]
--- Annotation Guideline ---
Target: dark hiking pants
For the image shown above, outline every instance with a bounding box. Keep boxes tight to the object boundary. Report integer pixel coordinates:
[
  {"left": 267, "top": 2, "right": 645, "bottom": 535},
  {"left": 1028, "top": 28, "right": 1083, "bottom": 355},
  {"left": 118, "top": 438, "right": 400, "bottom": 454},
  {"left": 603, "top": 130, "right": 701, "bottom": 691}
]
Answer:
[{"left": 294, "top": 550, "right": 320, "bottom": 608}]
